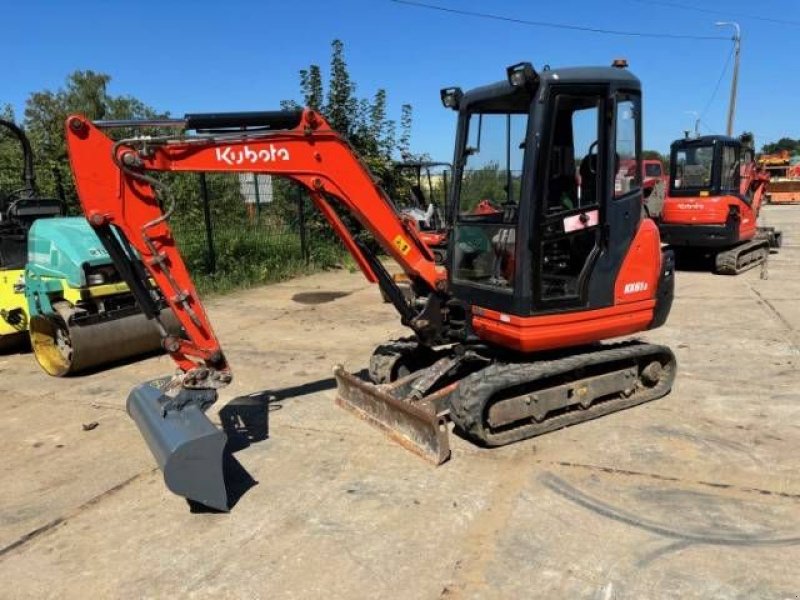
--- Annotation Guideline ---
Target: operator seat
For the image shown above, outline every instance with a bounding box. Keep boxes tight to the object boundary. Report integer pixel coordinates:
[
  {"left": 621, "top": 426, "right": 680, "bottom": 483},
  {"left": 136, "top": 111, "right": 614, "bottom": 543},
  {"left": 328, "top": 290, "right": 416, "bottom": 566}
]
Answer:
[{"left": 548, "top": 175, "right": 578, "bottom": 212}]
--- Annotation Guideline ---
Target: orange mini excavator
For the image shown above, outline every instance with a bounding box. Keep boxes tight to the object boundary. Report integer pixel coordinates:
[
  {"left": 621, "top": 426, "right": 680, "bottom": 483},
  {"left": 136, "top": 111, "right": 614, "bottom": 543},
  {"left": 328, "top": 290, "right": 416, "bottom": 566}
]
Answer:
[
  {"left": 66, "top": 61, "right": 676, "bottom": 510},
  {"left": 659, "top": 134, "right": 781, "bottom": 274}
]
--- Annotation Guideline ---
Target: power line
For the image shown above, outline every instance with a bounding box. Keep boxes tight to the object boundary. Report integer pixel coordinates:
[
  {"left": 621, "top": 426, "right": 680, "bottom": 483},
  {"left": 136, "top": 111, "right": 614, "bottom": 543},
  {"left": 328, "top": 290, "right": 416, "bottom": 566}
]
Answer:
[
  {"left": 697, "top": 120, "right": 714, "bottom": 134},
  {"left": 699, "top": 45, "right": 734, "bottom": 125},
  {"left": 631, "top": 0, "right": 800, "bottom": 28},
  {"left": 390, "top": 0, "right": 729, "bottom": 40}
]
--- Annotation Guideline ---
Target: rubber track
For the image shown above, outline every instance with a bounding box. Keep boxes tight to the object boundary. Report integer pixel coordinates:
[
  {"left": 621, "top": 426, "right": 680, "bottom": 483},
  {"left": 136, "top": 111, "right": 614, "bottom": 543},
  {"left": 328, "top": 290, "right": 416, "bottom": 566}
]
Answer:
[
  {"left": 715, "top": 240, "right": 769, "bottom": 275},
  {"left": 449, "top": 342, "right": 676, "bottom": 447},
  {"left": 368, "top": 337, "right": 424, "bottom": 384}
]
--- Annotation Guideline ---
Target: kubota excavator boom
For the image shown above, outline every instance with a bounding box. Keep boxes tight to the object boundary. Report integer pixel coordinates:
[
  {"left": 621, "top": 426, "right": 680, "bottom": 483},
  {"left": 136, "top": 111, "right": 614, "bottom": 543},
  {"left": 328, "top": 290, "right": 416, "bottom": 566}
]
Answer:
[
  {"left": 67, "top": 61, "right": 677, "bottom": 512},
  {"left": 67, "top": 109, "right": 445, "bottom": 375}
]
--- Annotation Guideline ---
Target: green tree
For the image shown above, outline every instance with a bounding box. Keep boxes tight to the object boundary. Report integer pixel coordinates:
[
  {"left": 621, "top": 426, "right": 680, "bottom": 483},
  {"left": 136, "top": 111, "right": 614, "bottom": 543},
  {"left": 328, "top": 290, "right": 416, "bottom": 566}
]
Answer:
[
  {"left": 20, "top": 70, "right": 161, "bottom": 209},
  {"left": 399, "top": 104, "right": 413, "bottom": 160},
  {"left": 761, "top": 137, "right": 800, "bottom": 155},
  {"left": 0, "top": 104, "right": 25, "bottom": 193},
  {"left": 283, "top": 39, "right": 413, "bottom": 179},
  {"left": 325, "top": 39, "right": 356, "bottom": 135},
  {"left": 300, "top": 65, "right": 324, "bottom": 111},
  {"left": 280, "top": 39, "right": 416, "bottom": 254}
]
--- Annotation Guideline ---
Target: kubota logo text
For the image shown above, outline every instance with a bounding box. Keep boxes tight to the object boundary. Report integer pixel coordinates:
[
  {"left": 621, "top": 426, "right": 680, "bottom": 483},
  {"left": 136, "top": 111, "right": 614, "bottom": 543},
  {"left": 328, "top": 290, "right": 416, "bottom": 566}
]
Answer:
[
  {"left": 623, "top": 281, "right": 649, "bottom": 294},
  {"left": 215, "top": 145, "right": 290, "bottom": 165}
]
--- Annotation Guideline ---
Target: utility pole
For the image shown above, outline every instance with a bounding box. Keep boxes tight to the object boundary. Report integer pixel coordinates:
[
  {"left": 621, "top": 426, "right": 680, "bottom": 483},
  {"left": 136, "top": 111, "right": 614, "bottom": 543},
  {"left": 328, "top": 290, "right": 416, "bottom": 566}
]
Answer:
[{"left": 716, "top": 21, "right": 741, "bottom": 136}]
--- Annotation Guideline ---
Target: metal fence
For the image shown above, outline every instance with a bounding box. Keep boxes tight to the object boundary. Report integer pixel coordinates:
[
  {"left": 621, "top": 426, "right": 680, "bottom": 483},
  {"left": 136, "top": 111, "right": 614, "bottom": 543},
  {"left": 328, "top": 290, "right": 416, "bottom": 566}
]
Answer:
[
  {"left": 2, "top": 165, "right": 347, "bottom": 293},
  {"left": 168, "top": 173, "right": 346, "bottom": 292}
]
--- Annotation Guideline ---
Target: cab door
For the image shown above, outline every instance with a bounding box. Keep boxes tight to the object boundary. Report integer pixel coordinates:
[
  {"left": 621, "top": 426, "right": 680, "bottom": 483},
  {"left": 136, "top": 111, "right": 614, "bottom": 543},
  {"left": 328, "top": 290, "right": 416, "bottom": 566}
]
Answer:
[
  {"left": 534, "top": 87, "right": 606, "bottom": 309},
  {"left": 534, "top": 88, "right": 643, "bottom": 312}
]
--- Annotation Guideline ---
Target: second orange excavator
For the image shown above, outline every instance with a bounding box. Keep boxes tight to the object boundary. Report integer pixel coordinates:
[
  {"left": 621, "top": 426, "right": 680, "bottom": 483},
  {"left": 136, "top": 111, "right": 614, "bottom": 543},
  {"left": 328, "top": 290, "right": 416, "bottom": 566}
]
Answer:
[
  {"left": 659, "top": 134, "right": 781, "bottom": 274},
  {"left": 65, "top": 61, "right": 677, "bottom": 510}
]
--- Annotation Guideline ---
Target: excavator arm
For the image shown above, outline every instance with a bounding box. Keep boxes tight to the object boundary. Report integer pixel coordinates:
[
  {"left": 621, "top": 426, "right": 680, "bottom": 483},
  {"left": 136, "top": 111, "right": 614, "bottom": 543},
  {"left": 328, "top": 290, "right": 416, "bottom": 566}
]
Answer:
[
  {"left": 66, "top": 109, "right": 445, "bottom": 380},
  {"left": 66, "top": 109, "right": 450, "bottom": 510}
]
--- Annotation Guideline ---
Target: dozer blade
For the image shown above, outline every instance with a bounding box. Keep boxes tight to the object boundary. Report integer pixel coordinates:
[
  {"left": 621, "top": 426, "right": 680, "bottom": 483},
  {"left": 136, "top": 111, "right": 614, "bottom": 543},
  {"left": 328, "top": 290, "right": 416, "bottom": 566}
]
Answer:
[
  {"left": 127, "top": 381, "right": 228, "bottom": 511},
  {"left": 333, "top": 365, "right": 450, "bottom": 465}
]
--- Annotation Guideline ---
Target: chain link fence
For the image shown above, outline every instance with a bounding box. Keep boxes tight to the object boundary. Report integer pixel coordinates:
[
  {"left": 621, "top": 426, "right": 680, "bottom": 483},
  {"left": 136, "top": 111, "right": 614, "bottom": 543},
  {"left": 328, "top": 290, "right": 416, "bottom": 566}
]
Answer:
[{"left": 170, "top": 173, "right": 345, "bottom": 293}]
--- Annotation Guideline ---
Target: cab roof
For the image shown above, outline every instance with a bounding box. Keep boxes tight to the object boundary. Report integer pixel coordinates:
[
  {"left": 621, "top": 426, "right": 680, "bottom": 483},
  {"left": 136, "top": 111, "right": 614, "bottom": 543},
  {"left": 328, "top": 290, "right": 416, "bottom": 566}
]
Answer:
[
  {"left": 671, "top": 135, "right": 738, "bottom": 148},
  {"left": 460, "top": 65, "right": 640, "bottom": 112}
]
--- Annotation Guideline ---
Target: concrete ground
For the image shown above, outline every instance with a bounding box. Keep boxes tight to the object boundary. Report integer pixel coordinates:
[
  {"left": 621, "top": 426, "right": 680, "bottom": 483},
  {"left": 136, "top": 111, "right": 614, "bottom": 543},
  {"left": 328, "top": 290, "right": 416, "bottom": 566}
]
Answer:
[{"left": 1, "top": 206, "right": 798, "bottom": 599}]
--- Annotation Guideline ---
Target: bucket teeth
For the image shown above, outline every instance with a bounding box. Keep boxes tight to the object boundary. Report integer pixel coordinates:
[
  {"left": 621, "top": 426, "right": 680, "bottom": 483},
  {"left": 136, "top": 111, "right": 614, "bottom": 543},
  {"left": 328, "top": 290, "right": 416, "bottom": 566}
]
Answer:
[
  {"left": 333, "top": 365, "right": 451, "bottom": 465},
  {"left": 127, "top": 382, "right": 228, "bottom": 511}
]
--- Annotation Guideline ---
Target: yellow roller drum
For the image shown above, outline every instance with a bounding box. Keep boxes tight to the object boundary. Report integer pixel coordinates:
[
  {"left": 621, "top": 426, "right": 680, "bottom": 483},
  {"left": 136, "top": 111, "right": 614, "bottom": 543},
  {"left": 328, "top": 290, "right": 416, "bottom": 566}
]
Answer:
[{"left": 30, "top": 300, "right": 179, "bottom": 377}]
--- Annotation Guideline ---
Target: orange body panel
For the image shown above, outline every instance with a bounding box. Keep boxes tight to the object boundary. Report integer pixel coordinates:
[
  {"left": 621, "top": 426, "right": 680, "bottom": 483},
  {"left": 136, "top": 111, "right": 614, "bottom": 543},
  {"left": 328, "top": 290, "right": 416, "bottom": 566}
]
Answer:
[
  {"left": 661, "top": 160, "right": 768, "bottom": 243},
  {"left": 614, "top": 218, "right": 662, "bottom": 304},
  {"left": 417, "top": 230, "right": 447, "bottom": 247},
  {"left": 471, "top": 219, "right": 663, "bottom": 352},
  {"left": 662, "top": 194, "right": 757, "bottom": 240},
  {"left": 472, "top": 300, "right": 656, "bottom": 352}
]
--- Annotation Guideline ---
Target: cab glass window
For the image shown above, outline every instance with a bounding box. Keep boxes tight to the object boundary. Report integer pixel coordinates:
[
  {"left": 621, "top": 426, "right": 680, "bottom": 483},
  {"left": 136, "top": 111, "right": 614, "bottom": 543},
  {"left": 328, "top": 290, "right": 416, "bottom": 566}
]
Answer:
[
  {"left": 720, "top": 145, "right": 740, "bottom": 192},
  {"left": 543, "top": 95, "right": 600, "bottom": 215},
  {"left": 458, "top": 113, "right": 527, "bottom": 221},
  {"left": 614, "top": 98, "right": 640, "bottom": 197},
  {"left": 538, "top": 91, "right": 604, "bottom": 303},
  {"left": 644, "top": 162, "right": 662, "bottom": 177},
  {"left": 673, "top": 145, "right": 714, "bottom": 190},
  {"left": 453, "top": 111, "right": 528, "bottom": 291}
]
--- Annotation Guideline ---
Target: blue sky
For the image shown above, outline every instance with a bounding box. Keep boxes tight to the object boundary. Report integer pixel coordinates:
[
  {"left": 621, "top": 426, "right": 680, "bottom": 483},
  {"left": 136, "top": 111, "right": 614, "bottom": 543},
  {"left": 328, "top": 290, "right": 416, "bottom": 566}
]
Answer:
[{"left": 4, "top": 0, "right": 799, "bottom": 157}]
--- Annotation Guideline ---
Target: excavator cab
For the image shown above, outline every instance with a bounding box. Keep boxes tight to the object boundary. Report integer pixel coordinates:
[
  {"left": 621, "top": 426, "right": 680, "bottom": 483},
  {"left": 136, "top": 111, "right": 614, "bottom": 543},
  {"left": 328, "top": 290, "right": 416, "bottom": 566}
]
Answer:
[{"left": 444, "top": 63, "right": 667, "bottom": 330}]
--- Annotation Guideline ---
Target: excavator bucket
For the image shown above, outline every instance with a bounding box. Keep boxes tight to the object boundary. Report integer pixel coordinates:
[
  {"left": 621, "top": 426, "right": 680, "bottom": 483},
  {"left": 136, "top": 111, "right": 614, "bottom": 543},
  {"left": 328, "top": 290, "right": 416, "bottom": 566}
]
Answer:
[
  {"left": 126, "top": 381, "right": 229, "bottom": 511},
  {"left": 333, "top": 365, "right": 451, "bottom": 465}
]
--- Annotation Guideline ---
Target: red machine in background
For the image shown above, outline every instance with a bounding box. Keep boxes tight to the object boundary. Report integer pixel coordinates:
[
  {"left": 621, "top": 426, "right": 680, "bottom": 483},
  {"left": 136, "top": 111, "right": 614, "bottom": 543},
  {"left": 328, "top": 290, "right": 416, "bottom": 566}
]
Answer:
[
  {"left": 659, "top": 134, "right": 781, "bottom": 274},
  {"left": 391, "top": 160, "right": 451, "bottom": 264},
  {"left": 66, "top": 62, "right": 676, "bottom": 511},
  {"left": 617, "top": 158, "right": 667, "bottom": 218},
  {"left": 641, "top": 159, "right": 668, "bottom": 200}
]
